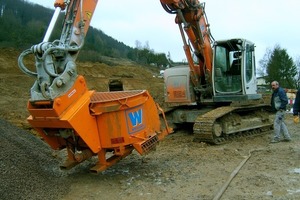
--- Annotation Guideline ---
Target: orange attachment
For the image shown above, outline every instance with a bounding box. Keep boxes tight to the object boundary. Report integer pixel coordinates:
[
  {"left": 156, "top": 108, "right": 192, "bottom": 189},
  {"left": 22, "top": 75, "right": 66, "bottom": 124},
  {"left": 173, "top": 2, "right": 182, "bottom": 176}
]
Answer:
[
  {"left": 27, "top": 76, "right": 172, "bottom": 173},
  {"left": 89, "top": 90, "right": 169, "bottom": 151}
]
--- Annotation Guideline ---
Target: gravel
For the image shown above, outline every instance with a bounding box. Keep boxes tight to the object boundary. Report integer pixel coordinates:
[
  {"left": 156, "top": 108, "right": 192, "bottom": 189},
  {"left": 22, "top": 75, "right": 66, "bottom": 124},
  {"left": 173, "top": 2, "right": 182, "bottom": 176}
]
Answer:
[{"left": 0, "top": 118, "right": 71, "bottom": 200}]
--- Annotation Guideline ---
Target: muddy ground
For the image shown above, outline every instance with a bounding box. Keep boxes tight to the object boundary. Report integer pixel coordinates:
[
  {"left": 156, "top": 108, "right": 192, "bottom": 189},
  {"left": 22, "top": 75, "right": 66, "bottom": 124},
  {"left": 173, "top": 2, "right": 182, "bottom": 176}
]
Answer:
[{"left": 1, "top": 48, "right": 300, "bottom": 200}]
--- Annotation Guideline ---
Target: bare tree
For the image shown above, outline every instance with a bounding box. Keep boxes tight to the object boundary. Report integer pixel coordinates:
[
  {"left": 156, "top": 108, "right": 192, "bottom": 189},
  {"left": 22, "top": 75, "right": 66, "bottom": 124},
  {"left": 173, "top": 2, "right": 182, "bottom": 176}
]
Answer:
[
  {"left": 258, "top": 47, "right": 272, "bottom": 77},
  {"left": 294, "top": 56, "right": 300, "bottom": 88},
  {"left": 144, "top": 40, "right": 150, "bottom": 50},
  {"left": 135, "top": 40, "right": 142, "bottom": 50}
]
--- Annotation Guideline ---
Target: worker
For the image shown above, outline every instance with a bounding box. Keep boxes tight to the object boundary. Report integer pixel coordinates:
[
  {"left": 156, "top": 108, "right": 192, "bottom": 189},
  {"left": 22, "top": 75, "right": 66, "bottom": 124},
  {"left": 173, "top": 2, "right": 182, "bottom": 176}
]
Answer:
[
  {"left": 270, "top": 81, "right": 291, "bottom": 143},
  {"left": 293, "top": 89, "right": 300, "bottom": 123}
]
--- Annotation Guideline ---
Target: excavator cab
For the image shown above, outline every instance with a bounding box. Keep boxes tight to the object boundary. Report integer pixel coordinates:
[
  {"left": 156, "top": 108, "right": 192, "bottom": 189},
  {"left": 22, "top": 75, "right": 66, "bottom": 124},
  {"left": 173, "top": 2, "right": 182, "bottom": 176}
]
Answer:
[
  {"left": 212, "top": 38, "right": 261, "bottom": 102},
  {"left": 164, "top": 38, "right": 261, "bottom": 106}
]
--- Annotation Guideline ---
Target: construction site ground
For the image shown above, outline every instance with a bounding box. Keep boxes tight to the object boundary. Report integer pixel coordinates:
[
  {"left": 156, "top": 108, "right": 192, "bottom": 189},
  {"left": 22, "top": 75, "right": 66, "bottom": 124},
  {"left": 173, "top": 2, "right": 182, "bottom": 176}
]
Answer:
[{"left": 1, "top": 48, "right": 300, "bottom": 200}]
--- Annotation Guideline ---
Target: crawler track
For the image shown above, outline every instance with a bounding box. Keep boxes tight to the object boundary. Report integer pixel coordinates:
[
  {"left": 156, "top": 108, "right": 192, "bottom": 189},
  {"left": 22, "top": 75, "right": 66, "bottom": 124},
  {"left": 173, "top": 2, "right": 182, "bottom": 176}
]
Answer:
[{"left": 193, "top": 104, "right": 273, "bottom": 144}]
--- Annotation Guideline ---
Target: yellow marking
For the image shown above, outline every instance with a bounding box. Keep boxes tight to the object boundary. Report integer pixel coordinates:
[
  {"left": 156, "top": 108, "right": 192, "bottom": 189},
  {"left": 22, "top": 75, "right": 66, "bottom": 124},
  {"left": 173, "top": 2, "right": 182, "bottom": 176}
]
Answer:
[{"left": 86, "top": 11, "right": 92, "bottom": 20}]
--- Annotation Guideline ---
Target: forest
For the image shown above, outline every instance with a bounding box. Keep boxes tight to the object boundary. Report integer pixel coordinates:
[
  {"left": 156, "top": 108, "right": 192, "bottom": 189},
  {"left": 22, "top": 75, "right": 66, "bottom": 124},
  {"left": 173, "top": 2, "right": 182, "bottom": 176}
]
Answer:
[{"left": 0, "top": 0, "right": 170, "bottom": 66}]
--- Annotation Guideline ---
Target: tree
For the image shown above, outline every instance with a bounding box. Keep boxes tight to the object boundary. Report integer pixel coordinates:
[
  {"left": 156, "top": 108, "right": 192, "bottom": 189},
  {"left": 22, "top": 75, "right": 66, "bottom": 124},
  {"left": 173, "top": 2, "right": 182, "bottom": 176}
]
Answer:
[
  {"left": 295, "top": 56, "right": 300, "bottom": 88},
  {"left": 1, "top": 0, "right": 169, "bottom": 65},
  {"left": 135, "top": 40, "right": 142, "bottom": 50},
  {"left": 257, "top": 47, "right": 272, "bottom": 77},
  {"left": 263, "top": 45, "right": 297, "bottom": 88}
]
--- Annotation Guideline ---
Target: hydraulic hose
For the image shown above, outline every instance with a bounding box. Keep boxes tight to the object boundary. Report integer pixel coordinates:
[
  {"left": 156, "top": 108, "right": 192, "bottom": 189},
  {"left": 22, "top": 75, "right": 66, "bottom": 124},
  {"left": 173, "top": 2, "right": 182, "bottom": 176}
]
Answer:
[
  {"left": 213, "top": 148, "right": 265, "bottom": 200},
  {"left": 161, "top": 3, "right": 177, "bottom": 14},
  {"left": 17, "top": 49, "right": 37, "bottom": 77}
]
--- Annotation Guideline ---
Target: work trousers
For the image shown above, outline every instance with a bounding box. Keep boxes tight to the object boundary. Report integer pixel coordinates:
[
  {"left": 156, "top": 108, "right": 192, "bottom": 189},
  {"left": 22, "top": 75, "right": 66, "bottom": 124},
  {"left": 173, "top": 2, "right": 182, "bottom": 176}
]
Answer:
[{"left": 273, "top": 110, "right": 291, "bottom": 140}]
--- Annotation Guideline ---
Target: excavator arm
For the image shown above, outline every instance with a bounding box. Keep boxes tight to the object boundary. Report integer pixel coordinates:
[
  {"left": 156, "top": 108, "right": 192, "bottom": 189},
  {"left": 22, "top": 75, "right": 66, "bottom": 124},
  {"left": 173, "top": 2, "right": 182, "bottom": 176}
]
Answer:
[
  {"left": 160, "top": 0, "right": 214, "bottom": 88},
  {"left": 18, "top": 0, "right": 98, "bottom": 101}
]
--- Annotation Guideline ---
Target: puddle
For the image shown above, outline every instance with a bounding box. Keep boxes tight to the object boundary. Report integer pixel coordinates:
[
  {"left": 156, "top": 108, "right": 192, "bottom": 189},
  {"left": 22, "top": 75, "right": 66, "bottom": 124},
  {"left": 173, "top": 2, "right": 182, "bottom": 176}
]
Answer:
[
  {"left": 266, "top": 191, "right": 272, "bottom": 196},
  {"left": 290, "top": 168, "right": 300, "bottom": 174},
  {"left": 287, "top": 189, "right": 300, "bottom": 195}
]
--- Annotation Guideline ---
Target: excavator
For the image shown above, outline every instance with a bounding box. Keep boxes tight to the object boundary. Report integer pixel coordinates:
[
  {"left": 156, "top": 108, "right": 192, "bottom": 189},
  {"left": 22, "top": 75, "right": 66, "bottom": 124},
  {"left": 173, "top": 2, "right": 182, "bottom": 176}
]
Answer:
[
  {"left": 17, "top": 0, "right": 272, "bottom": 172},
  {"left": 161, "top": 0, "right": 273, "bottom": 144},
  {"left": 18, "top": 0, "right": 172, "bottom": 173}
]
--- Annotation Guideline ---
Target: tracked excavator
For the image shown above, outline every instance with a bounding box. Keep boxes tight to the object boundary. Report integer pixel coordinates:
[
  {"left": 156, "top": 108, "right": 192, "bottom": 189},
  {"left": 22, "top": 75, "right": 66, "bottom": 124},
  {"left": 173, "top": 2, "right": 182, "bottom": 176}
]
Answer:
[
  {"left": 18, "top": 0, "right": 172, "bottom": 173},
  {"left": 161, "top": 0, "right": 273, "bottom": 144}
]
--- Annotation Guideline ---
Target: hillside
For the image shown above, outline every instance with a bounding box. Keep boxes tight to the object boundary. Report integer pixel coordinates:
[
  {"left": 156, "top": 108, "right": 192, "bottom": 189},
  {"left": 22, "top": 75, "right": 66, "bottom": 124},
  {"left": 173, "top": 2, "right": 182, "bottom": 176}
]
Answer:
[
  {"left": 0, "top": 48, "right": 165, "bottom": 130},
  {"left": 0, "top": 0, "right": 169, "bottom": 66}
]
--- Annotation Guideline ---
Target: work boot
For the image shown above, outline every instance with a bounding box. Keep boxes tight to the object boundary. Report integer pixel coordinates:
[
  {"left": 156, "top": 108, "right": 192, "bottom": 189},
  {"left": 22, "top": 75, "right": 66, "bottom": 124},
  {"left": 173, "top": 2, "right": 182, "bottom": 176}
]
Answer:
[
  {"left": 282, "top": 138, "right": 291, "bottom": 142},
  {"left": 270, "top": 138, "right": 280, "bottom": 143}
]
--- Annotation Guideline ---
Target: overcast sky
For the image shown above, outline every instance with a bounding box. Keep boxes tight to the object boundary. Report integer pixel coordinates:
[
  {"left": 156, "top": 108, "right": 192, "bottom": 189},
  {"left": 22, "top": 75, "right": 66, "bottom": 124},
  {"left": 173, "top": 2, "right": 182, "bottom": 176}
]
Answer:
[{"left": 26, "top": 0, "right": 300, "bottom": 65}]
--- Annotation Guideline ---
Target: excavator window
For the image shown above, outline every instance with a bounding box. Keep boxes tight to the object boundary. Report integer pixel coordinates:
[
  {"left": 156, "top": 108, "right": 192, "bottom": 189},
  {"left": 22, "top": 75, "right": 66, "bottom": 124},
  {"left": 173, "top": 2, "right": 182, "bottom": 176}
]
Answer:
[
  {"left": 229, "top": 52, "right": 242, "bottom": 75},
  {"left": 245, "top": 48, "right": 253, "bottom": 82},
  {"left": 214, "top": 46, "right": 242, "bottom": 93}
]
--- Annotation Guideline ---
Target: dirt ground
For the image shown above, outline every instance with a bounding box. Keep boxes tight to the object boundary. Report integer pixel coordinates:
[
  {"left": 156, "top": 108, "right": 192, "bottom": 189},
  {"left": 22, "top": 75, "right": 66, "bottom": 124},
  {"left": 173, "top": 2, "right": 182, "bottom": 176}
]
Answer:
[{"left": 1, "top": 48, "right": 300, "bottom": 200}]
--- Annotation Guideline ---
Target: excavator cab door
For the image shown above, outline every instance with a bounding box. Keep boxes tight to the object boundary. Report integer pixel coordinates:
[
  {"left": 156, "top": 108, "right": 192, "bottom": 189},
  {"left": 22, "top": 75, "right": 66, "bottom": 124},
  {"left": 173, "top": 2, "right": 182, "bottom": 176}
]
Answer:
[{"left": 244, "top": 43, "right": 257, "bottom": 94}]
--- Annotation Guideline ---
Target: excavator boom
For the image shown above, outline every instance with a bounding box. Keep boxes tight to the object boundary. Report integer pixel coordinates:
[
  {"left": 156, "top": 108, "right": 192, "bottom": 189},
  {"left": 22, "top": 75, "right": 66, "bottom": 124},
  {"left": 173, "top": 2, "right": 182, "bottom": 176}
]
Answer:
[{"left": 161, "top": 0, "right": 213, "bottom": 87}]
